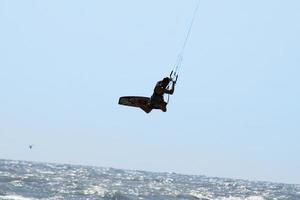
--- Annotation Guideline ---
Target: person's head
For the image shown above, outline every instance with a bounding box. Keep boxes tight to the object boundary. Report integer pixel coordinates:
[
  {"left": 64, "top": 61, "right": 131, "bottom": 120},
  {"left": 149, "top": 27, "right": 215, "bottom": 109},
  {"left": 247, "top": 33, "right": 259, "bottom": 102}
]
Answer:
[{"left": 161, "top": 77, "right": 170, "bottom": 87}]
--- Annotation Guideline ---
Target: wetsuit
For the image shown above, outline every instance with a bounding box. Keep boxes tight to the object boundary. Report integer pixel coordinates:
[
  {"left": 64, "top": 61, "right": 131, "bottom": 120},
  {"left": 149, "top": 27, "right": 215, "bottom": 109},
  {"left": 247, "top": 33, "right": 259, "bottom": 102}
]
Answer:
[{"left": 150, "top": 81, "right": 165, "bottom": 109}]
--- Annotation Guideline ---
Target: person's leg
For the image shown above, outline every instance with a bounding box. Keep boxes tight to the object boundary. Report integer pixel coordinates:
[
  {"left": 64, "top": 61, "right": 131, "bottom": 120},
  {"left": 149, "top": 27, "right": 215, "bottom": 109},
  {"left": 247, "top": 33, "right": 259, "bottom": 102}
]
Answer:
[
  {"left": 160, "top": 102, "right": 167, "bottom": 112},
  {"left": 140, "top": 103, "right": 152, "bottom": 113},
  {"left": 149, "top": 99, "right": 168, "bottom": 112}
]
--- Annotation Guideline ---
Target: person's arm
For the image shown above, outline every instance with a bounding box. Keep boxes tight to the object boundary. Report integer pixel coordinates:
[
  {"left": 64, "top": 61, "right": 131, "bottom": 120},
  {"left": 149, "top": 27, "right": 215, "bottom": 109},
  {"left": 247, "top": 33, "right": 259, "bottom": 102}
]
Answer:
[{"left": 164, "top": 81, "right": 175, "bottom": 95}]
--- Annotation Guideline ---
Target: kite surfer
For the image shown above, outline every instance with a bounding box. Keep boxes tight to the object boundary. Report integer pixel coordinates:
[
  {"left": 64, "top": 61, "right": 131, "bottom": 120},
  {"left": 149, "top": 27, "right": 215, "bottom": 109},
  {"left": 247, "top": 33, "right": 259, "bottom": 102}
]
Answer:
[
  {"left": 118, "top": 75, "right": 177, "bottom": 113},
  {"left": 141, "top": 77, "right": 176, "bottom": 113}
]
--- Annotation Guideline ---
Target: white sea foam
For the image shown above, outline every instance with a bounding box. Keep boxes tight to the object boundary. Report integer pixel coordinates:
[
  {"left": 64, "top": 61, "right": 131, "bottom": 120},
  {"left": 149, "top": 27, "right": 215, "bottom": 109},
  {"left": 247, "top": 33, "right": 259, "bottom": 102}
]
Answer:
[
  {"left": 83, "top": 185, "right": 108, "bottom": 197},
  {"left": 10, "top": 180, "right": 23, "bottom": 187},
  {"left": 189, "top": 190, "right": 213, "bottom": 199},
  {"left": 246, "top": 197, "right": 265, "bottom": 200},
  {"left": 0, "top": 195, "right": 36, "bottom": 200},
  {"left": 219, "top": 196, "right": 265, "bottom": 200}
]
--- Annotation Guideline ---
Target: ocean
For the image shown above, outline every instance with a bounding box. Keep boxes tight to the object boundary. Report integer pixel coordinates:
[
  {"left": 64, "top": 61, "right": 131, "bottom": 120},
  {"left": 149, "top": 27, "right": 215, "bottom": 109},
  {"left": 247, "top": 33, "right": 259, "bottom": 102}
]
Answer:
[{"left": 0, "top": 159, "right": 299, "bottom": 200}]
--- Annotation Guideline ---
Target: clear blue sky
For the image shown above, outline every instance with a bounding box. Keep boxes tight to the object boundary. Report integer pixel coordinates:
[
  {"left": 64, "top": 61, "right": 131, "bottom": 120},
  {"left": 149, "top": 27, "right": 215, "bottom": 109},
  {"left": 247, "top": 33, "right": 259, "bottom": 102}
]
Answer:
[{"left": 1, "top": 0, "right": 299, "bottom": 184}]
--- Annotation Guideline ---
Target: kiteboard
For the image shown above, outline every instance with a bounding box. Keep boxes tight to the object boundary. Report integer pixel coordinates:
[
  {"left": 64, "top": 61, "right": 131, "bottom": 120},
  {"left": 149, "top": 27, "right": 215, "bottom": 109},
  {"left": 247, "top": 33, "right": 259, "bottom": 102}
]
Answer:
[{"left": 118, "top": 96, "right": 151, "bottom": 113}]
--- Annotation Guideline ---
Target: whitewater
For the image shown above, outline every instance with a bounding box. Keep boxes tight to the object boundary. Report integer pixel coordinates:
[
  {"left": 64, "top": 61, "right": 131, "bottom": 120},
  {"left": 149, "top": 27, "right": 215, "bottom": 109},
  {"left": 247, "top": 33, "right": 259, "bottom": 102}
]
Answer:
[{"left": 0, "top": 159, "right": 299, "bottom": 200}]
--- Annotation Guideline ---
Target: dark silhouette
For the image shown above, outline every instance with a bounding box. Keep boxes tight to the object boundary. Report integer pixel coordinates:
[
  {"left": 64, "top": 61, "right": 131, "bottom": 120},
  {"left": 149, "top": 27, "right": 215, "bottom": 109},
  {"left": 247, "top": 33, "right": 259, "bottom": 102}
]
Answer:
[{"left": 141, "top": 77, "right": 176, "bottom": 113}]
